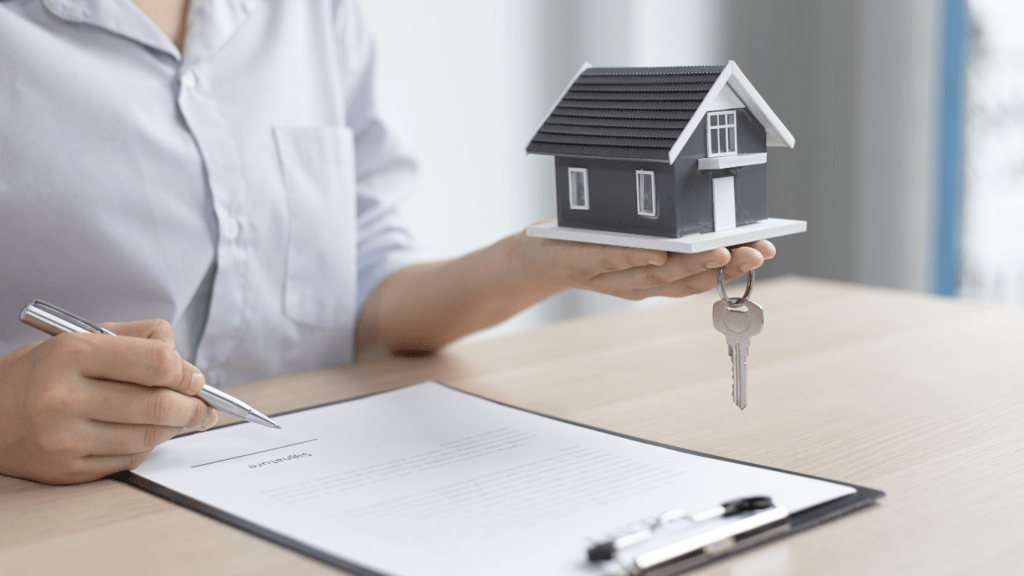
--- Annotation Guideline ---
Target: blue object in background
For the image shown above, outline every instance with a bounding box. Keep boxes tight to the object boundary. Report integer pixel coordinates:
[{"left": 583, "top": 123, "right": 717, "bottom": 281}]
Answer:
[{"left": 934, "top": 0, "right": 969, "bottom": 296}]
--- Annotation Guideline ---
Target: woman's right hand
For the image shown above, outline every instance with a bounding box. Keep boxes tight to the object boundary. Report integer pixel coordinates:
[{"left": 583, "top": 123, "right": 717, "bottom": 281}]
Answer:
[{"left": 0, "top": 319, "right": 217, "bottom": 485}]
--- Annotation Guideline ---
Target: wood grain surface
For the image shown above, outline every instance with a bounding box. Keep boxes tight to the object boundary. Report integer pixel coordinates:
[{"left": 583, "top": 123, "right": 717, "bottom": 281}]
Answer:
[{"left": 2, "top": 276, "right": 1021, "bottom": 576}]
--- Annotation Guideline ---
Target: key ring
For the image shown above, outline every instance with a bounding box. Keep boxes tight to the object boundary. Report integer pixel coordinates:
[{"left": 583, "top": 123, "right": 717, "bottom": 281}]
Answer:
[{"left": 717, "top": 268, "right": 754, "bottom": 307}]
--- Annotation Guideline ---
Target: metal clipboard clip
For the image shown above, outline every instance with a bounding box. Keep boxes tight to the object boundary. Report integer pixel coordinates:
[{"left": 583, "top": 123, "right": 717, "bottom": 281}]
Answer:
[{"left": 587, "top": 496, "right": 789, "bottom": 576}]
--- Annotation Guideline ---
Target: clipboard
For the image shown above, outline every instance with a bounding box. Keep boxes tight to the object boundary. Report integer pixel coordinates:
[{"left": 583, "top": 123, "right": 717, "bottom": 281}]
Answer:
[{"left": 119, "top": 382, "right": 883, "bottom": 576}]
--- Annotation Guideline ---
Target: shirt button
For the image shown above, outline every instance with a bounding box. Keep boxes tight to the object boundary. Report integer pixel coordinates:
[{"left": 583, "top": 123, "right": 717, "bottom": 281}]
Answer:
[
  {"left": 222, "top": 218, "right": 240, "bottom": 240},
  {"left": 180, "top": 71, "right": 196, "bottom": 89}
]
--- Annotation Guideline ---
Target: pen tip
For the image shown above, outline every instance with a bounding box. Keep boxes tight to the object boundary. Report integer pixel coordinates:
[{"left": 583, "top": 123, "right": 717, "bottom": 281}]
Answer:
[{"left": 249, "top": 409, "right": 282, "bottom": 429}]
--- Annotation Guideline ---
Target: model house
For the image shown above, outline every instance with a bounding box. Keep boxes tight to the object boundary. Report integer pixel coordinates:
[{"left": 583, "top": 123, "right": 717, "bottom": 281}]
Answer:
[{"left": 526, "top": 61, "right": 796, "bottom": 243}]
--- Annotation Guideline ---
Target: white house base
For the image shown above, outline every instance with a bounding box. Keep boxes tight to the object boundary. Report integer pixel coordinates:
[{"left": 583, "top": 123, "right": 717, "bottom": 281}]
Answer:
[{"left": 526, "top": 218, "right": 807, "bottom": 254}]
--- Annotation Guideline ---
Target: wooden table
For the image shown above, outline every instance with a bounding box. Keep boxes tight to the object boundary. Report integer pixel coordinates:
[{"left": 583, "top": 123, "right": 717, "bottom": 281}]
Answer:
[{"left": 2, "top": 276, "right": 1022, "bottom": 576}]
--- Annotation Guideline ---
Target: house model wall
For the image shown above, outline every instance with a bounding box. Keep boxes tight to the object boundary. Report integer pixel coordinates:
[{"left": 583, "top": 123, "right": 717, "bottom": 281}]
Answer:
[{"left": 526, "top": 61, "right": 805, "bottom": 253}]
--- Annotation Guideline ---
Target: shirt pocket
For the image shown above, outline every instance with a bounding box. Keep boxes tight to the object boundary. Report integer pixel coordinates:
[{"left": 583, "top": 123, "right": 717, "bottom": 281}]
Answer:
[{"left": 273, "top": 126, "right": 358, "bottom": 328}]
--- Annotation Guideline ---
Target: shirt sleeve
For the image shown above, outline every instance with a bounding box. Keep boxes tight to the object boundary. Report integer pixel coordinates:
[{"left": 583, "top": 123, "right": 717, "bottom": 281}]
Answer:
[{"left": 334, "top": 0, "right": 429, "bottom": 314}]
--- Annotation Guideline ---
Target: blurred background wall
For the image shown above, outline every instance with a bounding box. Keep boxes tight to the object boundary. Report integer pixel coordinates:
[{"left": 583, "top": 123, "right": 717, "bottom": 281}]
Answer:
[{"left": 360, "top": 0, "right": 1020, "bottom": 339}]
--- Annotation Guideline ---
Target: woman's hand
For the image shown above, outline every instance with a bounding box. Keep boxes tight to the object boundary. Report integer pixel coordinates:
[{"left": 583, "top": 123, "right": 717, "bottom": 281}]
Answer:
[
  {"left": 0, "top": 319, "right": 217, "bottom": 485},
  {"left": 356, "top": 225, "right": 777, "bottom": 359},
  {"left": 513, "top": 229, "right": 776, "bottom": 301}
]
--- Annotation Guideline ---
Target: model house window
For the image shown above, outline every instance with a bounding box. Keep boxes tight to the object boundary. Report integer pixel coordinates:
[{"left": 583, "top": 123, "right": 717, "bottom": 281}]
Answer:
[
  {"left": 636, "top": 170, "right": 656, "bottom": 216},
  {"left": 568, "top": 168, "right": 589, "bottom": 210},
  {"left": 707, "top": 111, "right": 737, "bottom": 157}
]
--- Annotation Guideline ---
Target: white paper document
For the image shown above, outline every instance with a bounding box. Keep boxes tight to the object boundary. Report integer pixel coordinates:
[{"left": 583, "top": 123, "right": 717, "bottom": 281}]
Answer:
[{"left": 132, "top": 382, "right": 855, "bottom": 576}]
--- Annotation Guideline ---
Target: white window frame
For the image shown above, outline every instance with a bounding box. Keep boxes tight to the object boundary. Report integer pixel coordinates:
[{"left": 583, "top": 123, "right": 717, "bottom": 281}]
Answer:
[
  {"left": 567, "top": 167, "right": 589, "bottom": 210},
  {"left": 636, "top": 170, "right": 657, "bottom": 217},
  {"left": 706, "top": 110, "right": 738, "bottom": 157}
]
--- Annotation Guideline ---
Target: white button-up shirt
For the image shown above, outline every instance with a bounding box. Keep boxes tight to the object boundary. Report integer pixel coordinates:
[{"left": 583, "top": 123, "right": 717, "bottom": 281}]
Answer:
[{"left": 0, "top": 0, "right": 424, "bottom": 386}]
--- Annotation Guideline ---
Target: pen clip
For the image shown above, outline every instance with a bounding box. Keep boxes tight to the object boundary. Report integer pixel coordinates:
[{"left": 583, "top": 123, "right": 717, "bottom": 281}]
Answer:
[{"left": 21, "top": 300, "right": 116, "bottom": 336}]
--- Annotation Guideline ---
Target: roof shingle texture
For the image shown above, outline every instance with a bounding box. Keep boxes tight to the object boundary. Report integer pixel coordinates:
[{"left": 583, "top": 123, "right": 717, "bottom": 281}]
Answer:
[{"left": 527, "top": 65, "right": 725, "bottom": 161}]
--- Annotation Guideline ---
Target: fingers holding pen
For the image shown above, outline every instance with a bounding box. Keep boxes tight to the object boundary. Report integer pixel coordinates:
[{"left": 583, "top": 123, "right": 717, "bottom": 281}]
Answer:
[
  {"left": 91, "top": 320, "right": 214, "bottom": 429},
  {"left": 97, "top": 318, "right": 206, "bottom": 397},
  {"left": 40, "top": 328, "right": 212, "bottom": 433},
  {"left": 99, "top": 318, "right": 176, "bottom": 344},
  {"left": 0, "top": 317, "right": 218, "bottom": 485},
  {"left": 81, "top": 379, "right": 217, "bottom": 431},
  {"left": 67, "top": 331, "right": 205, "bottom": 397}
]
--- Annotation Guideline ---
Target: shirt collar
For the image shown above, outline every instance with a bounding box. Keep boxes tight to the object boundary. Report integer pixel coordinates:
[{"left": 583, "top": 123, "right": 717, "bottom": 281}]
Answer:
[
  {"left": 41, "top": 0, "right": 258, "bottom": 65},
  {"left": 42, "top": 0, "right": 181, "bottom": 58},
  {"left": 182, "top": 0, "right": 257, "bottom": 67}
]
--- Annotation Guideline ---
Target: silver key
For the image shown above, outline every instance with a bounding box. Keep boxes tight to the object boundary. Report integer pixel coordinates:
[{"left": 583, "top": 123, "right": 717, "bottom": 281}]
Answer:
[{"left": 712, "top": 298, "right": 763, "bottom": 410}]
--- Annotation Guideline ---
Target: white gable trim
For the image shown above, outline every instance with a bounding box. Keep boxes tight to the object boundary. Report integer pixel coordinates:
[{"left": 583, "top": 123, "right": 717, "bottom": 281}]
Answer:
[
  {"left": 667, "top": 62, "right": 735, "bottom": 164},
  {"left": 706, "top": 84, "right": 745, "bottom": 111},
  {"left": 667, "top": 61, "right": 795, "bottom": 164},
  {"left": 727, "top": 63, "right": 796, "bottom": 148},
  {"left": 525, "top": 62, "right": 592, "bottom": 154}
]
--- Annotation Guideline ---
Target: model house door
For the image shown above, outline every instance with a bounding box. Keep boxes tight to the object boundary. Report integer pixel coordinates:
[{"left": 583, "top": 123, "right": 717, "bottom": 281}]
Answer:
[{"left": 712, "top": 176, "right": 736, "bottom": 231}]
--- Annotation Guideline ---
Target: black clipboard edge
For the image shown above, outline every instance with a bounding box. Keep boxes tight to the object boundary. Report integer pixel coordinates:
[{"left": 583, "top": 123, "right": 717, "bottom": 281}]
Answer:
[{"left": 116, "top": 381, "right": 884, "bottom": 576}]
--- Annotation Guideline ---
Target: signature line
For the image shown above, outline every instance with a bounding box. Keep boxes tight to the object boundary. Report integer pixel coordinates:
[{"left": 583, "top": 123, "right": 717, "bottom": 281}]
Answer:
[{"left": 190, "top": 439, "right": 319, "bottom": 468}]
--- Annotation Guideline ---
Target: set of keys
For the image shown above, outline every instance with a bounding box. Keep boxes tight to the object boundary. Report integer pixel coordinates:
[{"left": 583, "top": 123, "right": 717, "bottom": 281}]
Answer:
[{"left": 712, "top": 269, "right": 763, "bottom": 410}]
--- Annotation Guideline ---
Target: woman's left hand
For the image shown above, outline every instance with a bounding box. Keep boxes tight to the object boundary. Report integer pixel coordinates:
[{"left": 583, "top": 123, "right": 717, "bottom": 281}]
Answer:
[
  {"left": 355, "top": 224, "right": 777, "bottom": 359},
  {"left": 512, "top": 228, "right": 776, "bottom": 301}
]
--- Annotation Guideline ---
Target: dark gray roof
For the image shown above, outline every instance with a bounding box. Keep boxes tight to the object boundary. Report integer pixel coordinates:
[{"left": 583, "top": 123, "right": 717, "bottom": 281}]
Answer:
[{"left": 527, "top": 65, "right": 725, "bottom": 162}]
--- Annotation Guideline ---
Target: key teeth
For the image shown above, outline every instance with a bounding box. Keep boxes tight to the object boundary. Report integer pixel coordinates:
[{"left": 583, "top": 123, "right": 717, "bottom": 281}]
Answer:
[
  {"left": 732, "top": 358, "right": 745, "bottom": 410},
  {"left": 732, "top": 365, "right": 746, "bottom": 410}
]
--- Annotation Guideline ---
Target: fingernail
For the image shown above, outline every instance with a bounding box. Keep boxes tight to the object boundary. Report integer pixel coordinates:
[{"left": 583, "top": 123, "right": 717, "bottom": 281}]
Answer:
[
  {"left": 647, "top": 259, "right": 659, "bottom": 266},
  {"left": 203, "top": 407, "right": 218, "bottom": 430},
  {"left": 705, "top": 260, "right": 719, "bottom": 269}
]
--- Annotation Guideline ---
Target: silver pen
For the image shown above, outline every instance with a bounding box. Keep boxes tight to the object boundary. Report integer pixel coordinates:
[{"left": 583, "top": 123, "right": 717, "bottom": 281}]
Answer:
[{"left": 20, "top": 300, "right": 281, "bottom": 429}]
